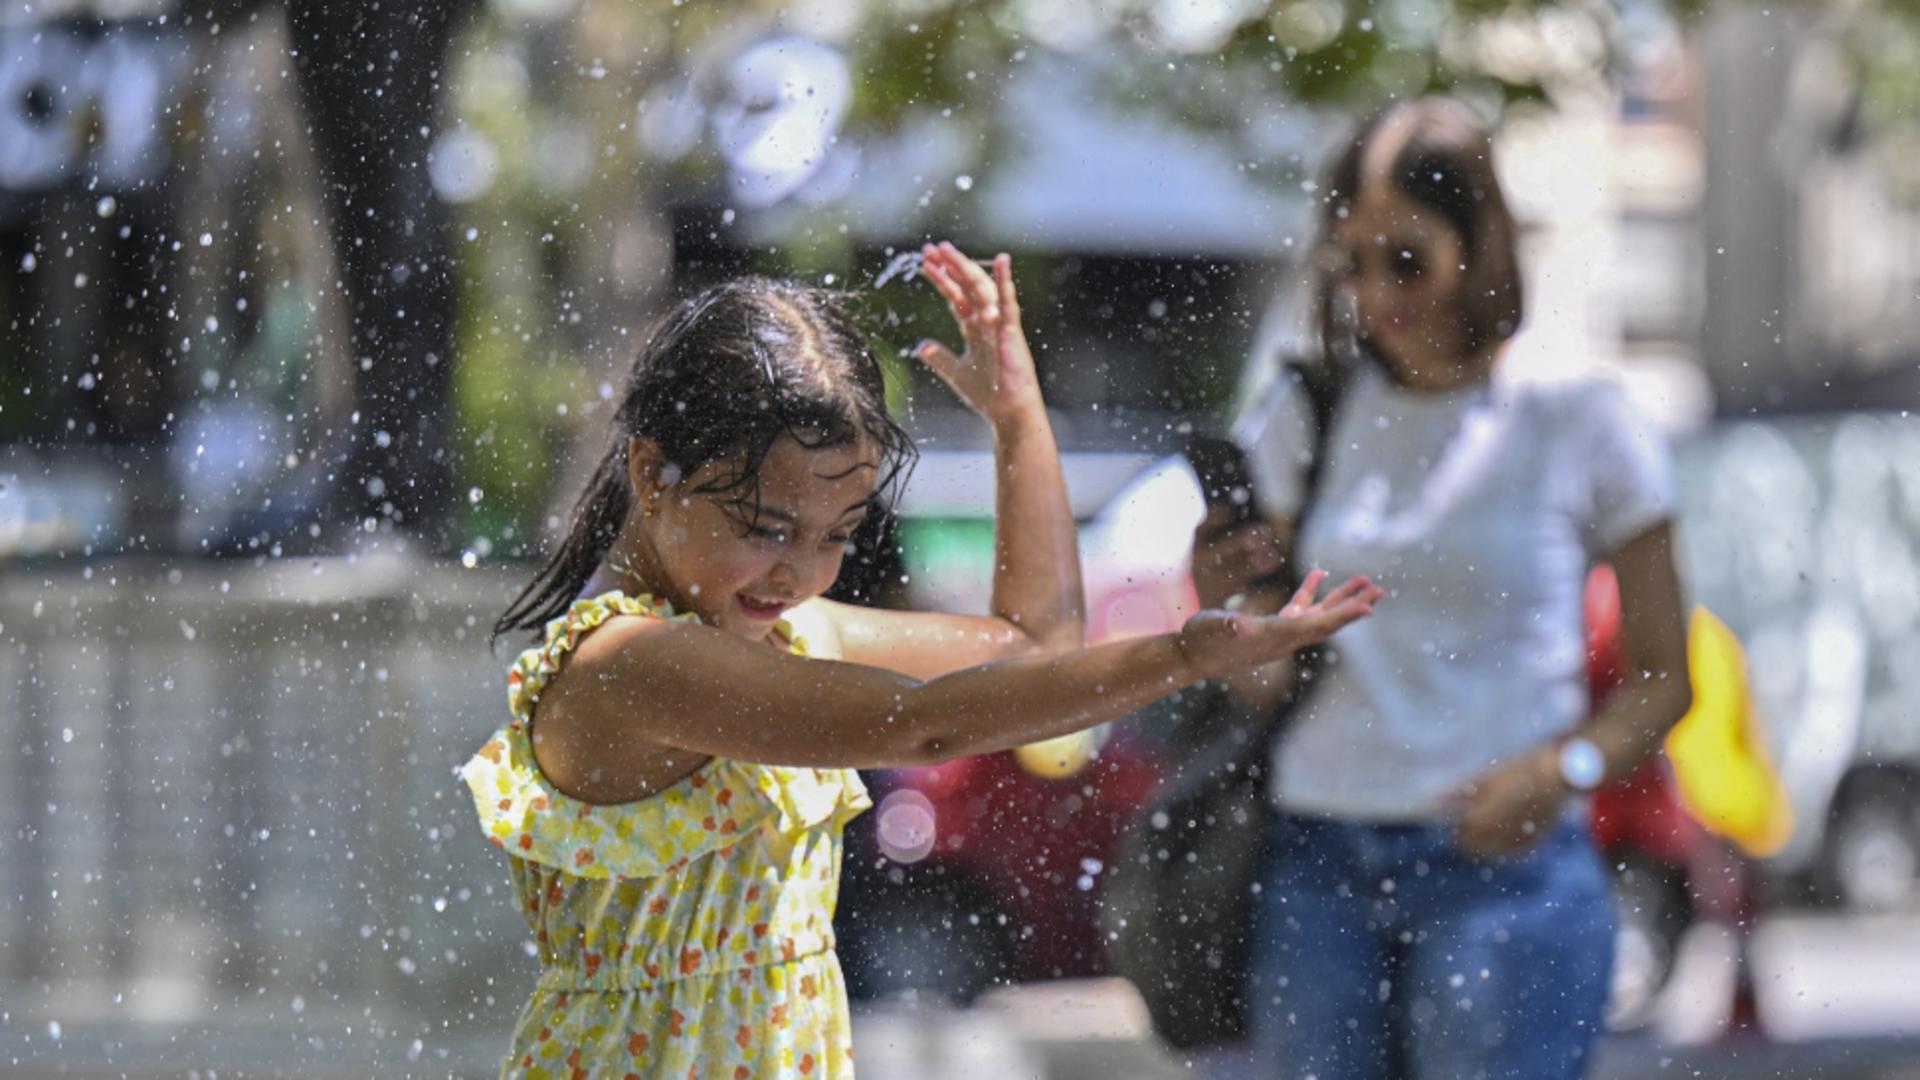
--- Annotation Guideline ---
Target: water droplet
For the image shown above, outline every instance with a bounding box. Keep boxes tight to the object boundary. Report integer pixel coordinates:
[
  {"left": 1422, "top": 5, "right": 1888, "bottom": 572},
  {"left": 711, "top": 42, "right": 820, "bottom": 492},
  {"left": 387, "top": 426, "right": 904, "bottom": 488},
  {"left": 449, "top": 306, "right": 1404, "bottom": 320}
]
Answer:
[
  {"left": 873, "top": 250, "right": 924, "bottom": 288},
  {"left": 954, "top": 174, "right": 974, "bottom": 191},
  {"left": 95, "top": 196, "right": 117, "bottom": 218},
  {"left": 61, "top": 728, "right": 73, "bottom": 744},
  {"left": 460, "top": 551, "right": 479, "bottom": 569},
  {"left": 199, "top": 232, "right": 213, "bottom": 247},
  {"left": 468, "top": 486, "right": 484, "bottom": 504}
]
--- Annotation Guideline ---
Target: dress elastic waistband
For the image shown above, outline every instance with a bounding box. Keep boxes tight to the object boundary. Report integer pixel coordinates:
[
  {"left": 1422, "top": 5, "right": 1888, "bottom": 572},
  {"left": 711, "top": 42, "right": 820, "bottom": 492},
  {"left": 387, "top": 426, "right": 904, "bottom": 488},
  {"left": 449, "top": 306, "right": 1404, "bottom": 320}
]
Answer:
[{"left": 533, "top": 941, "right": 835, "bottom": 993}]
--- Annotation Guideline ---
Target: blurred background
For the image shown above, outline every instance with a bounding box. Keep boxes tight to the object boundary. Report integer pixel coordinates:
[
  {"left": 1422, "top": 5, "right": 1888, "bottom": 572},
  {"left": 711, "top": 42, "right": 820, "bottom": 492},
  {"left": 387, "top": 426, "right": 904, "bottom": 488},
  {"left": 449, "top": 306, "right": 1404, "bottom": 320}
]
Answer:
[{"left": 4, "top": 0, "right": 1920, "bottom": 1076}]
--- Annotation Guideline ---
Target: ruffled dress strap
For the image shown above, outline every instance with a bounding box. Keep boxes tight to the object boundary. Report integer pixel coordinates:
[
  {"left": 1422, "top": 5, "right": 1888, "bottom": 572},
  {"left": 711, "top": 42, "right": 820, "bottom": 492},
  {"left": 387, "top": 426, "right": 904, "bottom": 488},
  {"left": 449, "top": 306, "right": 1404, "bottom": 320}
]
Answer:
[{"left": 461, "top": 591, "right": 868, "bottom": 880}]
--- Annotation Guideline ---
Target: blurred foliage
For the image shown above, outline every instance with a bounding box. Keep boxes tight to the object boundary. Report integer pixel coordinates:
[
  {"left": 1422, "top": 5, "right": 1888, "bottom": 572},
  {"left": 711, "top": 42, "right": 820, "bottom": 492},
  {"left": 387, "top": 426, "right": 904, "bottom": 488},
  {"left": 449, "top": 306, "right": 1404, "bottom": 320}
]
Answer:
[{"left": 442, "top": 0, "right": 1920, "bottom": 550}]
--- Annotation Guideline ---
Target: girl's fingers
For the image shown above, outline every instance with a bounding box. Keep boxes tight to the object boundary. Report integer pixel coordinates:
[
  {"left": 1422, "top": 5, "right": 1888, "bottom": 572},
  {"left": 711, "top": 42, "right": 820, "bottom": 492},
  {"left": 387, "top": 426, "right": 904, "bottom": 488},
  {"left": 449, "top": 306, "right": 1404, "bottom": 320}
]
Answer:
[
  {"left": 1286, "top": 568, "right": 1329, "bottom": 610},
  {"left": 920, "top": 246, "right": 970, "bottom": 311},
  {"left": 920, "top": 252, "right": 971, "bottom": 317},
  {"left": 942, "top": 242, "right": 1000, "bottom": 318},
  {"left": 1318, "top": 575, "right": 1378, "bottom": 610},
  {"left": 913, "top": 339, "right": 961, "bottom": 380},
  {"left": 993, "top": 253, "right": 1023, "bottom": 327}
]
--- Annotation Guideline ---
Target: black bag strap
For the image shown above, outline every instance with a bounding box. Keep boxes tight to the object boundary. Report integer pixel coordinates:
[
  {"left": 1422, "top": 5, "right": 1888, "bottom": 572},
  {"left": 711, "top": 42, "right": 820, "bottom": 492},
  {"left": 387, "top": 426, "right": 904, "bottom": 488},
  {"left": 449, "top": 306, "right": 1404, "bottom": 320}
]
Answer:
[{"left": 1241, "top": 356, "right": 1346, "bottom": 744}]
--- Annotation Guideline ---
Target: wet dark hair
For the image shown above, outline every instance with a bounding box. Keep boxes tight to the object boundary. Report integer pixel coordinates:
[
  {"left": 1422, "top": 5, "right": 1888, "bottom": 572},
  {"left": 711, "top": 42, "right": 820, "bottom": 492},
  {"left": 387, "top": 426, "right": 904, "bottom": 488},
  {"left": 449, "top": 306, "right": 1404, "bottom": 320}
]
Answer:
[
  {"left": 494, "top": 277, "right": 915, "bottom": 640},
  {"left": 1313, "top": 98, "right": 1525, "bottom": 371}
]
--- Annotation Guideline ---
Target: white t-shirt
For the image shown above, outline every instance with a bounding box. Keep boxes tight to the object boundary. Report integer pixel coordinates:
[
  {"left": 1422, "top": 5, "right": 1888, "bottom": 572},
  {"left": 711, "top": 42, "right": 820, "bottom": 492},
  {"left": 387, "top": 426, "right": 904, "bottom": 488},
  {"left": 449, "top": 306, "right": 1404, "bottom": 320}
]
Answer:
[{"left": 1233, "top": 362, "right": 1676, "bottom": 822}]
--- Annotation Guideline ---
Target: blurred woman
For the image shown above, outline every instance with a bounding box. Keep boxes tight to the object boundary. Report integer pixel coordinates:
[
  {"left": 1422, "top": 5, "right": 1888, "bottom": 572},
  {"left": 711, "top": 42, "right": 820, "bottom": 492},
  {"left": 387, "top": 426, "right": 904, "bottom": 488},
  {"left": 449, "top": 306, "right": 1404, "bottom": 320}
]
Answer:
[{"left": 1199, "top": 98, "right": 1694, "bottom": 1079}]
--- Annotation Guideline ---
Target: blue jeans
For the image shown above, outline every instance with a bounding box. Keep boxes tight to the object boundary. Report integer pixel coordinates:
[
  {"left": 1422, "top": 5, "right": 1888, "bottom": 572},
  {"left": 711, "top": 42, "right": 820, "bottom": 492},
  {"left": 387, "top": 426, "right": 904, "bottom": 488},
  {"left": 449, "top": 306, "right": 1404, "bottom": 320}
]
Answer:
[{"left": 1243, "top": 813, "right": 1614, "bottom": 1080}]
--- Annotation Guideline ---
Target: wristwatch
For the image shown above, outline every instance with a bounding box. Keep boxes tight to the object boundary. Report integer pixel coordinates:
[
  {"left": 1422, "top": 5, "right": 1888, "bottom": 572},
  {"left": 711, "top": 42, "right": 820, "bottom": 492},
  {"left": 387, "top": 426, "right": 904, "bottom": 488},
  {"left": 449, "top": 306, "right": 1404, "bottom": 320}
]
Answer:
[{"left": 1555, "top": 735, "right": 1607, "bottom": 793}]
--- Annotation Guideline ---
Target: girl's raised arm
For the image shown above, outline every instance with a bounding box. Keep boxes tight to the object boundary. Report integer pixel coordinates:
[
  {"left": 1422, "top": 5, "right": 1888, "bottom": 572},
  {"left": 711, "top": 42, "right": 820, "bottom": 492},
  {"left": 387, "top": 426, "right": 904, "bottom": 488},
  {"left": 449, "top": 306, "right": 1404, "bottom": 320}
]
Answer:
[
  {"left": 533, "top": 571, "right": 1380, "bottom": 786},
  {"left": 804, "top": 243, "right": 1083, "bottom": 679}
]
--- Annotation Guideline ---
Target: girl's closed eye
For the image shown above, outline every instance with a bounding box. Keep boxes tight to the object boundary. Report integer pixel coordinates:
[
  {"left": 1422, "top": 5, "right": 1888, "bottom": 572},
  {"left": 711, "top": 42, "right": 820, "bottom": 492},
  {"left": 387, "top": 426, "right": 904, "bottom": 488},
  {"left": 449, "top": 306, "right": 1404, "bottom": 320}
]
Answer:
[{"left": 745, "top": 522, "right": 793, "bottom": 546}]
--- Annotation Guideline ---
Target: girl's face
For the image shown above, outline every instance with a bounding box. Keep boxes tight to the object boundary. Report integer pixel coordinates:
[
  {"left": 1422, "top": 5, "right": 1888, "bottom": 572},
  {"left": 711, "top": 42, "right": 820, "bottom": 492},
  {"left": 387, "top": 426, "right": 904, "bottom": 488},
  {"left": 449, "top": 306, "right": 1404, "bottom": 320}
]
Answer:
[
  {"left": 1328, "top": 180, "right": 1475, "bottom": 388},
  {"left": 631, "top": 435, "right": 877, "bottom": 642}
]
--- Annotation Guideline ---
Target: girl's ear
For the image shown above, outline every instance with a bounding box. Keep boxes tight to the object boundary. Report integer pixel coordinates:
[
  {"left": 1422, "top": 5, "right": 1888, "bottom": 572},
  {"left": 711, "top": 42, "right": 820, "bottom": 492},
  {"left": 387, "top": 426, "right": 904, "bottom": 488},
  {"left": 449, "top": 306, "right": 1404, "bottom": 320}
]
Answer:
[{"left": 627, "top": 436, "right": 669, "bottom": 506}]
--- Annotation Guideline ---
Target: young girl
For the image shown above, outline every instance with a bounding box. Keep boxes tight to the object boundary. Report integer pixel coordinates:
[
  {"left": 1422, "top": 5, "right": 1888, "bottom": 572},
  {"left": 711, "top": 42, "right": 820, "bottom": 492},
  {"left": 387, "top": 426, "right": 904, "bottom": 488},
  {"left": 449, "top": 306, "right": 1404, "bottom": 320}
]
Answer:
[{"left": 463, "top": 243, "right": 1381, "bottom": 1079}]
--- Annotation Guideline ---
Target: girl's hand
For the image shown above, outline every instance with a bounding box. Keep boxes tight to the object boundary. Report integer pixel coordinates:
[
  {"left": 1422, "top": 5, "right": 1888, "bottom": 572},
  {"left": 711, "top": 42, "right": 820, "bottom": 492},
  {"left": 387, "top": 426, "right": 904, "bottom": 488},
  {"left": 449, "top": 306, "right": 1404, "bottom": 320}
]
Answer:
[
  {"left": 1445, "top": 751, "right": 1568, "bottom": 858},
  {"left": 915, "top": 242, "right": 1042, "bottom": 425},
  {"left": 1175, "top": 570, "right": 1383, "bottom": 680}
]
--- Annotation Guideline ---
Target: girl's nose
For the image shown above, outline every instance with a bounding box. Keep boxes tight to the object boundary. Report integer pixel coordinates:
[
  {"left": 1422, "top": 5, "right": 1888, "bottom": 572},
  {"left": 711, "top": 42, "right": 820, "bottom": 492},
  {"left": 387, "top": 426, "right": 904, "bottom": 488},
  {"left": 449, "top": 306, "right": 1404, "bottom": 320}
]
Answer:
[{"left": 767, "top": 554, "right": 805, "bottom": 597}]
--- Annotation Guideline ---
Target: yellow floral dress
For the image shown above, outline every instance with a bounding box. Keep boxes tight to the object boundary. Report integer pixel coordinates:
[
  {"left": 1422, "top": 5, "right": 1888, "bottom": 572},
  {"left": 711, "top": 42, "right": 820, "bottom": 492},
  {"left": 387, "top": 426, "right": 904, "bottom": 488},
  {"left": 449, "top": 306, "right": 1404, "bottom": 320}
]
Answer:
[{"left": 462, "top": 591, "right": 870, "bottom": 1079}]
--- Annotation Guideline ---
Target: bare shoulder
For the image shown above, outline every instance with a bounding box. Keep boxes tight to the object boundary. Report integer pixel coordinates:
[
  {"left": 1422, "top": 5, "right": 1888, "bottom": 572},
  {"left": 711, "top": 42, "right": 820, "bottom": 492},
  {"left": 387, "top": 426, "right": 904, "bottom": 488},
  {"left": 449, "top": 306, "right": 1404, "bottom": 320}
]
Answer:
[{"left": 532, "top": 613, "right": 709, "bottom": 804}]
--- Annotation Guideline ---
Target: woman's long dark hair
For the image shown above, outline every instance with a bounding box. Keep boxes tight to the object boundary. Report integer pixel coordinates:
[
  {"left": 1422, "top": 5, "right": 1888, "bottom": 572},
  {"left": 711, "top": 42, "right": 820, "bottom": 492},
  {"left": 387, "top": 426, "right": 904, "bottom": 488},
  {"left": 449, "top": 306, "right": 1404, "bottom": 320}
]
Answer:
[
  {"left": 1313, "top": 98, "right": 1525, "bottom": 375},
  {"left": 493, "top": 277, "right": 915, "bottom": 641}
]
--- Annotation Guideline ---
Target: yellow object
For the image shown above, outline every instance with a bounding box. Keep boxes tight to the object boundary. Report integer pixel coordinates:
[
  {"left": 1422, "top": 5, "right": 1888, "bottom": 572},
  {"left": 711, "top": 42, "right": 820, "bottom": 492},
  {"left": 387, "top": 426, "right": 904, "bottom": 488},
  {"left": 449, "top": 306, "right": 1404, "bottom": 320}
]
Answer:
[
  {"left": 1665, "top": 607, "right": 1795, "bottom": 857},
  {"left": 1015, "top": 729, "right": 1101, "bottom": 779}
]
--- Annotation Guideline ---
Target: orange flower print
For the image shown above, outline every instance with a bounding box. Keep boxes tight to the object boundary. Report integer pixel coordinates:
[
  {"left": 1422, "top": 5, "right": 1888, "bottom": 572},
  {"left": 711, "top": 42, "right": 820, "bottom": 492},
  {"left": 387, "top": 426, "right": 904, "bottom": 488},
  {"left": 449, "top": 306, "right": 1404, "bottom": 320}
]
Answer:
[
  {"left": 717, "top": 788, "right": 733, "bottom": 806},
  {"left": 649, "top": 897, "right": 670, "bottom": 916},
  {"left": 669, "top": 1009, "right": 685, "bottom": 1038},
  {"left": 770, "top": 1004, "right": 788, "bottom": 1027},
  {"left": 734, "top": 1025, "right": 751, "bottom": 1050},
  {"left": 800, "top": 1053, "right": 817, "bottom": 1074},
  {"left": 518, "top": 834, "right": 534, "bottom": 852},
  {"left": 574, "top": 847, "right": 597, "bottom": 868},
  {"left": 800, "top": 973, "right": 819, "bottom": 999},
  {"left": 679, "top": 948, "right": 704, "bottom": 976},
  {"left": 627, "top": 1033, "right": 650, "bottom": 1057}
]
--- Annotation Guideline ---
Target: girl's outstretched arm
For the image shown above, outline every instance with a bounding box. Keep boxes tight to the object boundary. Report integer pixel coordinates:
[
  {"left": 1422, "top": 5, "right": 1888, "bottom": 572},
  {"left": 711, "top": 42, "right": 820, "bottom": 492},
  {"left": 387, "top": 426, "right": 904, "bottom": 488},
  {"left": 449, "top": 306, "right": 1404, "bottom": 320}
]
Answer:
[
  {"left": 534, "top": 572, "right": 1381, "bottom": 788},
  {"left": 804, "top": 243, "right": 1083, "bottom": 679}
]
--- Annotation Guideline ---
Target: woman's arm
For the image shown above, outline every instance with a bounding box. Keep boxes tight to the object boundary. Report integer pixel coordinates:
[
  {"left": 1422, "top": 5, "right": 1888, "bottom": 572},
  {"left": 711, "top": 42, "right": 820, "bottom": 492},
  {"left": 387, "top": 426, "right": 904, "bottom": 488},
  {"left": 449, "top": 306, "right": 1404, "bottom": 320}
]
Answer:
[
  {"left": 811, "top": 244, "right": 1083, "bottom": 680},
  {"left": 533, "top": 572, "right": 1381, "bottom": 786},
  {"left": 1453, "top": 522, "right": 1693, "bottom": 856},
  {"left": 1563, "top": 521, "right": 1694, "bottom": 780}
]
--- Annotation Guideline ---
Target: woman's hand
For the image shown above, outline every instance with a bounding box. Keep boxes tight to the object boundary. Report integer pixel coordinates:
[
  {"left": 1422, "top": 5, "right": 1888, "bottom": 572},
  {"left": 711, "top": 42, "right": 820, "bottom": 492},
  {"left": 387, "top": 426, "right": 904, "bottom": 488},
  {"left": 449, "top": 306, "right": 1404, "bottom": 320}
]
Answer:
[
  {"left": 1190, "top": 504, "right": 1287, "bottom": 611},
  {"left": 1176, "top": 570, "right": 1382, "bottom": 680},
  {"left": 1446, "top": 750, "right": 1568, "bottom": 858},
  {"left": 915, "top": 242, "right": 1042, "bottom": 426}
]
